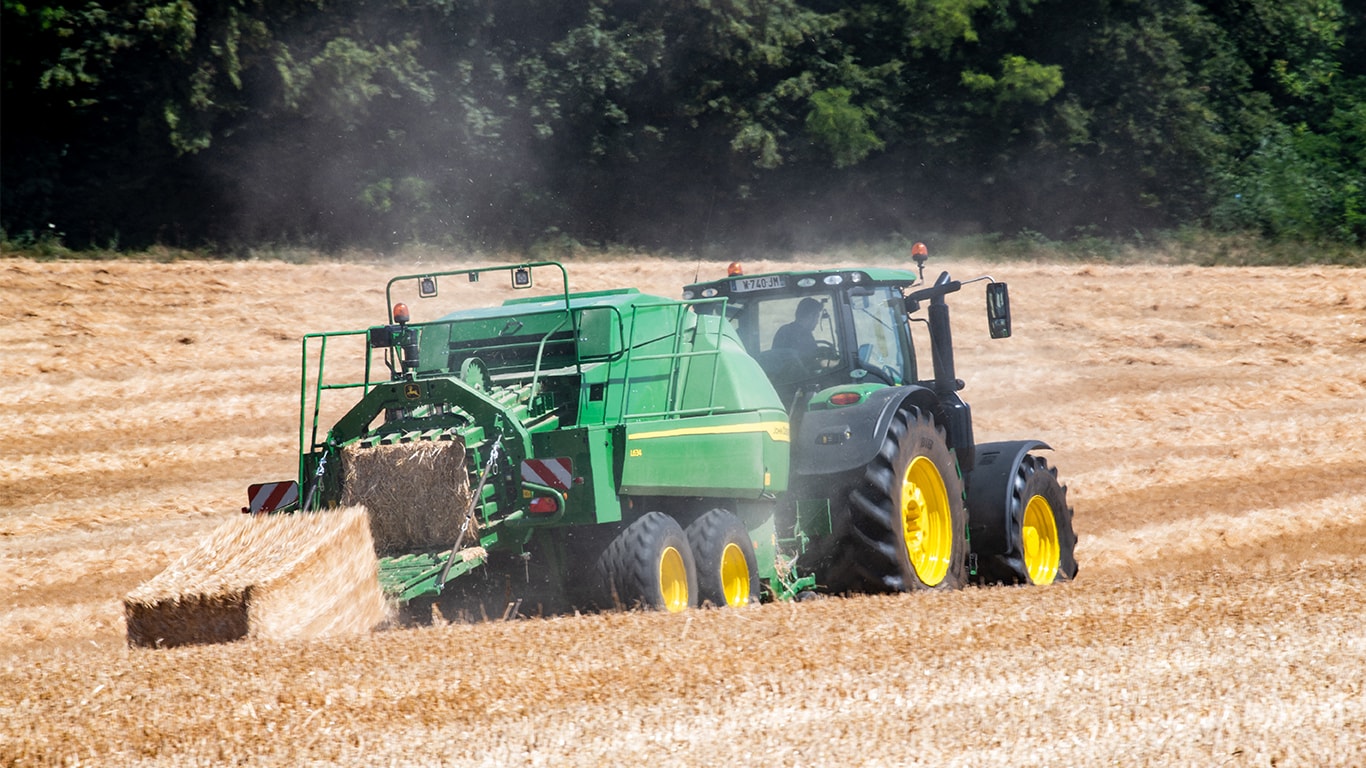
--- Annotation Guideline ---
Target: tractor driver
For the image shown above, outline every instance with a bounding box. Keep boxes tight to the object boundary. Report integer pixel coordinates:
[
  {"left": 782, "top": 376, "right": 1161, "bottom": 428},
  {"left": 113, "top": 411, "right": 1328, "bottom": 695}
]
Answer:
[{"left": 772, "top": 297, "right": 825, "bottom": 371}]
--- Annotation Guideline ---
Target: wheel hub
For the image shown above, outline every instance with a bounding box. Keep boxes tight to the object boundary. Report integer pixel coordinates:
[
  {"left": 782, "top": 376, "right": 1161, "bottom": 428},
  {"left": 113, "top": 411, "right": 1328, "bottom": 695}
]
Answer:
[
  {"left": 718, "top": 542, "right": 750, "bottom": 607},
  {"left": 901, "top": 455, "right": 952, "bottom": 586},
  {"left": 1022, "top": 495, "right": 1061, "bottom": 584},
  {"left": 659, "top": 545, "right": 690, "bottom": 612}
]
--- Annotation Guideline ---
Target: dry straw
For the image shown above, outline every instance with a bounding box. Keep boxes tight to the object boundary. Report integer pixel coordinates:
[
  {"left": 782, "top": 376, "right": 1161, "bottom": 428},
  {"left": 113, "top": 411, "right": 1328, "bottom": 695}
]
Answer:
[
  {"left": 124, "top": 506, "right": 389, "bottom": 648},
  {"left": 340, "top": 441, "right": 474, "bottom": 555}
]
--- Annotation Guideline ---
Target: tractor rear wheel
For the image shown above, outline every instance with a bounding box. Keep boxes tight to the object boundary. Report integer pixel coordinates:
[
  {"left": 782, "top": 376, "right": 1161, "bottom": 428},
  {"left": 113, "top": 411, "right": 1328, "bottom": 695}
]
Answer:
[
  {"left": 597, "top": 511, "right": 697, "bottom": 612},
  {"left": 976, "top": 454, "right": 1078, "bottom": 585},
  {"left": 686, "top": 509, "right": 759, "bottom": 608},
  {"left": 841, "top": 406, "right": 967, "bottom": 592}
]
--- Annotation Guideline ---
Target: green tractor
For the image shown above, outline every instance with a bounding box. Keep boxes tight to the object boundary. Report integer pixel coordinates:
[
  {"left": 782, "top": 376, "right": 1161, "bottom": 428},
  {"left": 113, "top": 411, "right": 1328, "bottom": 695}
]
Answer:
[
  {"left": 250, "top": 251, "right": 1075, "bottom": 618},
  {"left": 683, "top": 248, "right": 1077, "bottom": 594}
]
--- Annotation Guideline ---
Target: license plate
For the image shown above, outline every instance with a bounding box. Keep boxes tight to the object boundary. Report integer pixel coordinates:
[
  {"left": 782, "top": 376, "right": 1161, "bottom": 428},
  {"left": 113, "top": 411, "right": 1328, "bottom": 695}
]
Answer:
[{"left": 731, "top": 275, "right": 786, "bottom": 292}]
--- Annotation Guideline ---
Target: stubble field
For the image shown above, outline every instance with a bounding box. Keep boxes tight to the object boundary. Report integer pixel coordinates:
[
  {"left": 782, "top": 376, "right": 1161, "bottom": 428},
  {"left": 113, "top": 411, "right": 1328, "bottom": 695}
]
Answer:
[{"left": 2, "top": 254, "right": 1364, "bottom": 766}]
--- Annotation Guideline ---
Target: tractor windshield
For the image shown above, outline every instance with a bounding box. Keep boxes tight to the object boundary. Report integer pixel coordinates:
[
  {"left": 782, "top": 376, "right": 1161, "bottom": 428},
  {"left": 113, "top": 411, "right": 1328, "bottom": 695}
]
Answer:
[{"left": 849, "top": 286, "right": 910, "bottom": 385}]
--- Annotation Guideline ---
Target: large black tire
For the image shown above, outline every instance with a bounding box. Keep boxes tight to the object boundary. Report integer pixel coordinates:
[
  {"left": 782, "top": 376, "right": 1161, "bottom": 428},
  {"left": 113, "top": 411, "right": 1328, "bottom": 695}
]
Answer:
[
  {"left": 597, "top": 511, "right": 697, "bottom": 612},
  {"left": 686, "top": 509, "right": 759, "bottom": 608},
  {"left": 832, "top": 406, "right": 968, "bottom": 592},
  {"left": 974, "top": 454, "right": 1078, "bottom": 585}
]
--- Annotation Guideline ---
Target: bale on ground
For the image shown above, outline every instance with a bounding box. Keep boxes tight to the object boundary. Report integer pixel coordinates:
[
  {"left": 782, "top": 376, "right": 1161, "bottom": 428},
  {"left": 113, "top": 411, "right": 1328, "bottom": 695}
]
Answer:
[
  {"left": 340, "top": 441, "right": 474, "bottom": 555},
  {"left": 124, "top": 506, "right": 388, "bottom": 648}
]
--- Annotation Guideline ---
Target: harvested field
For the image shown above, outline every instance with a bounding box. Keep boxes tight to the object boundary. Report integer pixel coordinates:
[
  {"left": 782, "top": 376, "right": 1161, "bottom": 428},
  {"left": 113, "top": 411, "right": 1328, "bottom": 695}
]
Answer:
[{"left": 2, "top": 255, "right": 1364, "bottom": 766}]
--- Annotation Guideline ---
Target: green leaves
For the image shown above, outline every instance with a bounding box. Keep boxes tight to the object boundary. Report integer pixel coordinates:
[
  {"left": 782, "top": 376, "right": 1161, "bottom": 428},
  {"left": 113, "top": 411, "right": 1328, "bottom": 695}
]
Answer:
[
  {"left": 961, "top": 55, "right": 1063, "bottom": 107},
  {"left": 3, "top": 0, "right": 1363, "bottom": 249},
  {"left": 900, "top": 0, "right": 990, "bottom": 51},
  {"left": 805, "top": 87, "right": 884, "bottom": 167}
]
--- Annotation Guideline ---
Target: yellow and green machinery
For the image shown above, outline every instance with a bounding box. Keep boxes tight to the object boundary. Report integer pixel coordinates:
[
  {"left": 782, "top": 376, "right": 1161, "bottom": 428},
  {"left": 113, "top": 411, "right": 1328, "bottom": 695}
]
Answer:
[{"left": 258, "top": 253, "right": 1076, "bottom": 616}]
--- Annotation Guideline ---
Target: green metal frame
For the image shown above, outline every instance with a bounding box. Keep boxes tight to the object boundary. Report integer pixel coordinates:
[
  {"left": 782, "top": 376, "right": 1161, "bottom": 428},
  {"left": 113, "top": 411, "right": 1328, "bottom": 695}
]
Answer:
[
  {"left": 618, "top": 298, "right": 728, "bottom": 421},
  {"left": 378, "top": 548, "right": 489, "bottom": 602}
]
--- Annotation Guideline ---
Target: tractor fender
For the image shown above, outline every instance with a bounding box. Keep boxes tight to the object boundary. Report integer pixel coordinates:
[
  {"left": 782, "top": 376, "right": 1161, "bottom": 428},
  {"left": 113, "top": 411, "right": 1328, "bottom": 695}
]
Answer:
[
  {"left": 790, "top": 385, "right": 948, "bottom": 478},
  {"left": 964, "top": 440, "right": 1051, "bottom": 553}
]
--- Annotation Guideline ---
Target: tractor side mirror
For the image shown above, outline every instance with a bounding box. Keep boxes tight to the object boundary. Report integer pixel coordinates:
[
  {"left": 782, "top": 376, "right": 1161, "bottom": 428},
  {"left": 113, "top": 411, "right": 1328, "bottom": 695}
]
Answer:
[
  {"left": 418, "top": 276, "right": 438, "bottom": 298},
  {"left": 986, "top": 282, "right": 1011, "bottom": 339}
]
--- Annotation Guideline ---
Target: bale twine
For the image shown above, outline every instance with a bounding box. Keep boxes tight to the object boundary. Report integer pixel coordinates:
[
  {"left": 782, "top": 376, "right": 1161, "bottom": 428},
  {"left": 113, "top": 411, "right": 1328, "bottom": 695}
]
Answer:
[
  {"left": 339, "top": 441, "right": 475, "bottom": 556},
  {"left": 124, "top": 506, "right": 389, "bottom": 648}
]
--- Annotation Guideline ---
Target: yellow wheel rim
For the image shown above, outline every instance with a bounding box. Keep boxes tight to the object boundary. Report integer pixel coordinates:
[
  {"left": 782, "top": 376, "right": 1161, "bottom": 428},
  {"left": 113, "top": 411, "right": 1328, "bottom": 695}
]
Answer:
[
  {"left": 901, "top": 455, "right": 952, "bottom": 587},
  {"left": 1022, "top": 495, "right": 1061, "bottom": 585},
  {"left": 659, "top": 545, "right": 689, "bottom": 612},
  {"left": 719, "top": 542, "right": 751, "bottom": 607}
]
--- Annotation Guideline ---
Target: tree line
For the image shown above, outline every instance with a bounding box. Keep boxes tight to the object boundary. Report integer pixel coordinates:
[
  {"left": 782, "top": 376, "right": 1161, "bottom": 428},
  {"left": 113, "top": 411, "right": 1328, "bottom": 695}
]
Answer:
[{"left": 3, "top": 0, "right": 1363, "bottom": 252}]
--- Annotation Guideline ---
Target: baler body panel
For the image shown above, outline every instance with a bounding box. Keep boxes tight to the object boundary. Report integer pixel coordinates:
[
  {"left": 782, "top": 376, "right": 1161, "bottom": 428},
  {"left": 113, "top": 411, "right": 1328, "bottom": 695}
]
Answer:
[{"left": 620, "top": 411, "right": 790, "bottom": 497}]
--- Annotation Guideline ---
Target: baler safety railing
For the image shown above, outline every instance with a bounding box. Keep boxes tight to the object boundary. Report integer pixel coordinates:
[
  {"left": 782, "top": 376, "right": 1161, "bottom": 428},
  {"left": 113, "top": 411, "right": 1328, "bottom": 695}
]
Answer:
[
  {"left": 618, "top": 297, "right": 730, "bottom": 422},
  {"left": 298, "top": 328, "right": 376, "bottom": 492}
]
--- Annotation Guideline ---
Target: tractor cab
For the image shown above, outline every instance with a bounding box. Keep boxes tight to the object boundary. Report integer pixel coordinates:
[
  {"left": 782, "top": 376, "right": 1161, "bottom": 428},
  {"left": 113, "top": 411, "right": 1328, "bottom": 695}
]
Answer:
[{"left": 683, "top": 262, "right": 921, "bottom": 406}]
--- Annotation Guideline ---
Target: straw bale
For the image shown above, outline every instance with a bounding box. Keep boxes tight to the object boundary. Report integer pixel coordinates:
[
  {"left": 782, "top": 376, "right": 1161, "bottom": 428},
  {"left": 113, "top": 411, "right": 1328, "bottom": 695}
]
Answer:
[
  {"left": 124, "top": 506, "right": 388, "bottom": 648},
  {"left": 340, "top": 441, "right": 475, "bottom": 555}
]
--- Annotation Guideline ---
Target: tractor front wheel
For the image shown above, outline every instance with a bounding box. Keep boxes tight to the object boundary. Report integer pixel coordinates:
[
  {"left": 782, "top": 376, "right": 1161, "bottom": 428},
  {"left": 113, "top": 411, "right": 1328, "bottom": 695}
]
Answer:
[
  {"left": 597, "top": 511, "right": 697, "bottom": 612},
  {"left": 976, "top": 454, "right": 1078, "bottom": 585},
  {"left": 686, "top": 509, "right": 759, "bottom": 608}
]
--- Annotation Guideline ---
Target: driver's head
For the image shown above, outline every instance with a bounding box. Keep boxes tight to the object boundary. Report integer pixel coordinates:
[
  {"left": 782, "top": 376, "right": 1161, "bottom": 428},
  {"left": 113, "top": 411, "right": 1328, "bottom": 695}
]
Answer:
[{"left": 795, "top": 297, "right": 823, "bottom": 328}]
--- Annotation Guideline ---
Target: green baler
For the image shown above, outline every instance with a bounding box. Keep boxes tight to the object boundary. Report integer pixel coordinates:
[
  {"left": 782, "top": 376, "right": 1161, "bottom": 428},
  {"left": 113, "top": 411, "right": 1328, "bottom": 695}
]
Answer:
[{"left": 273, "top": 263, "right": 797, "bottom": 613}]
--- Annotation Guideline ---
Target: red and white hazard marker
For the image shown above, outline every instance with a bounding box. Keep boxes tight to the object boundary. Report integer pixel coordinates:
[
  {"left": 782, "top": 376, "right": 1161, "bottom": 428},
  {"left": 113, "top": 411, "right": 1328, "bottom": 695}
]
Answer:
[
  {"left": 520, "top": 458, "right": 573, "bottom": 490},
  {"left": 245, "top": 481, "right": 299, "bottom": 514}
]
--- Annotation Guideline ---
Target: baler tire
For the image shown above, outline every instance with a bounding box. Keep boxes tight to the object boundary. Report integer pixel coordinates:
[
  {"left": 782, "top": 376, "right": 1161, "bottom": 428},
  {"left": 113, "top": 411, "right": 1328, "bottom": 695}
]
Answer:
[
  {"left": 597, "top": 511, "right": 697, "bottom": 613},
  {"left": 841, "top": 406, "right": 967, "bottom": 592},
  {"left": 686, "top": 509, "right": 759, "bottom": 608},
  {"left": 976, "top": 454, "right": 1078, "bottom": 585}
]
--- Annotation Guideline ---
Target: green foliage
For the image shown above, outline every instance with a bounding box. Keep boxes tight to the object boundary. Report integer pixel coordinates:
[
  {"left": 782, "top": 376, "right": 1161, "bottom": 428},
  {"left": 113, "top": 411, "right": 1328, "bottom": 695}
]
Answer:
[
  {"left": 961, "top": 55, "right": 1063, "bottom": 108},
  {"left": 804, "top": 87, "right": 884, "bottom": 167},
  {"left": 1212, "top": 100, "right": 1366, "bottom": 243},
  {"left": 902, "top": 0, "right": 991, "bottom": 51},
  {"left": 2, "top": 0, "right": 1364, "bottom": 251}
]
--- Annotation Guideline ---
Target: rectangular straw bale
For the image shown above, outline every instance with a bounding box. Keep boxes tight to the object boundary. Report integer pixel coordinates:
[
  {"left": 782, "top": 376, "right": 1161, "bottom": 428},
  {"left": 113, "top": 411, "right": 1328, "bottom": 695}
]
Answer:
[
  {"left": 124, "top": 506, "right": 389, "bottom": 648},
  {"left": 340, "top": 441, "right": 475, "bottom": 555}
]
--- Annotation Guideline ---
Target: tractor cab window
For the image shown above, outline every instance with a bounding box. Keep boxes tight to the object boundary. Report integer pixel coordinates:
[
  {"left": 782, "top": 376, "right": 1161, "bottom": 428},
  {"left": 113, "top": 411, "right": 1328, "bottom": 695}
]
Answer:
[
  {"left": 763, "top": 294, "right": 840, "bottom": 366},
  {"left": 714, "top": 293, "right": 841, "bottom": 388},
  {"left": 849, "top": 287, "right": 909, "bottom": 385}
]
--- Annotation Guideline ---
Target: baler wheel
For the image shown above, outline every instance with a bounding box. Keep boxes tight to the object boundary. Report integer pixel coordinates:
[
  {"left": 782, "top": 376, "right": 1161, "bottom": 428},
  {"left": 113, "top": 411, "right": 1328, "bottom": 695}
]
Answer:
[
  {"left": 686, "top": 509, "right": 758, "bottom": 608},
  {"left": 843, "top": 406, "right": 967, "bottom": 591},
  {"left": 978, "top": 455, "right": 1078, "bottom": 585},
  {"left": 598, "top": 511, "right": 697, "bottom": 613}
]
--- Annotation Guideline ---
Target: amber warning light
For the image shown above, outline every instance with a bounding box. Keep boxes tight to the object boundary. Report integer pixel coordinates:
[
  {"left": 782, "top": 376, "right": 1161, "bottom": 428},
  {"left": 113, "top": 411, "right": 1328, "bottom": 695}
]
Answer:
[
  {"left": 911, "top": 242, "right": 929, "bottom": 279},
  {"left": 392, "top": 303, "right": 410, "bottom": 324},
  {"left": 727, "top": 262, "right": 744, "bottom": 276}
]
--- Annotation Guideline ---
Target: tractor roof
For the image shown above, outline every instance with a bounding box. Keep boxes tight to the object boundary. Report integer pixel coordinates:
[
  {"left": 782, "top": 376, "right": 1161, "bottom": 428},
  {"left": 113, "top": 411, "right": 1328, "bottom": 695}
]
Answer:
[{"left": 682, "top": 266, "right": 919, "bottom": 299}]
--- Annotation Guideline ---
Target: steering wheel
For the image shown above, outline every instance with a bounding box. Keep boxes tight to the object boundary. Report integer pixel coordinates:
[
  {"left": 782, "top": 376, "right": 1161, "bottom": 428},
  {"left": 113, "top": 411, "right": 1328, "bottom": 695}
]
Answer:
[
  {"left": 856, "top": 344, "right": 898, "bottom": 385},
  {"left": 814, "top": 339, "right": 840, "bottom": 369}
]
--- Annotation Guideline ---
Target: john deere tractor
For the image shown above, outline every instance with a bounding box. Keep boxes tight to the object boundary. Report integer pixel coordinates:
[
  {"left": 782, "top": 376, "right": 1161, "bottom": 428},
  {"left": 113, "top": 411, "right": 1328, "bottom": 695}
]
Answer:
[
  {"left": 683, "top": 247, "right": 1077, "bottom": 594},
  {"left": 252, "top": 249, "right": 1075, "bottom": 618}
]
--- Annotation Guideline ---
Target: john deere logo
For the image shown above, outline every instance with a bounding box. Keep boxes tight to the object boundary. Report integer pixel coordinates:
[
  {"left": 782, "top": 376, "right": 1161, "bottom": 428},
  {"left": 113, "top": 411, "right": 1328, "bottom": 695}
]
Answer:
[{"left": 403, "top": 383, "right": 421, "bottom": 400}]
